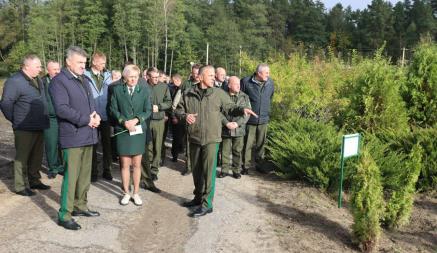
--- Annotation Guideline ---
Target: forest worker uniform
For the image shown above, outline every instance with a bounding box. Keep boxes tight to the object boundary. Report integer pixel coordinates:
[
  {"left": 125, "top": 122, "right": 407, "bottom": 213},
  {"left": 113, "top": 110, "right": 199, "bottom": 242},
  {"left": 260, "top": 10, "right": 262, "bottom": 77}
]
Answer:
[
  {"left": 176, "top": 82, "right": 252, "bottom": 217},
  {"left": 42, "top": 74, "right": 64, "bottom": 178},
  {"left": 147, "top": 81, "right": 172, "bottom": 179}
]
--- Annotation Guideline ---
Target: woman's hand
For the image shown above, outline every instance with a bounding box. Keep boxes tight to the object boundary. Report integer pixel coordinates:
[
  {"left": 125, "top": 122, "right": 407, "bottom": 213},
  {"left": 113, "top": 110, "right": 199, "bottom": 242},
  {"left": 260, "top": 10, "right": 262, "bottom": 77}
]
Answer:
[{"left": 124, "top": 118, "right": 139, "bottom": 132}]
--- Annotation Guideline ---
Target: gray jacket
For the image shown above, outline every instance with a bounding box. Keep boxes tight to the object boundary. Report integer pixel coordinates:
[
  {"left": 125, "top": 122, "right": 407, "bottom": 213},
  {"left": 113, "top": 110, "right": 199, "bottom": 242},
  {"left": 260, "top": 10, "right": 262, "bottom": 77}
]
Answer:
[{"left": 0, "top": 71, "right": 49, "bottom": 131}]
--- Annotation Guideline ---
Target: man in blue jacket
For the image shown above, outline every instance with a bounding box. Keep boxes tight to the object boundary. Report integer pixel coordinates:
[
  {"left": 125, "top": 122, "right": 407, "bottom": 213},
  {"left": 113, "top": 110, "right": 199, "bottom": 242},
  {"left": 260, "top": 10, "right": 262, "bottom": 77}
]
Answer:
[
  {"left": 241, "top": 63, "right": 275, "bottom": 175},
  {"left": 50, "top": 46, "right": 101, "bottom": 230},
  {"left": 84, "top": 51, "right": 113, "bottom": 182},
  {"left": 0, "top": 54, "right": 50, "bottom": 196}
]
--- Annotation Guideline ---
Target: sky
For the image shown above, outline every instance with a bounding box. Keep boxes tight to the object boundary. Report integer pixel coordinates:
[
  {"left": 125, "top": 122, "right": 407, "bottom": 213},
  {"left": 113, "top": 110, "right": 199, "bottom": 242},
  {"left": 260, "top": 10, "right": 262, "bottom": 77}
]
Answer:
[{"left": 322, "top": 0, "right": 401, "bottom": 11}]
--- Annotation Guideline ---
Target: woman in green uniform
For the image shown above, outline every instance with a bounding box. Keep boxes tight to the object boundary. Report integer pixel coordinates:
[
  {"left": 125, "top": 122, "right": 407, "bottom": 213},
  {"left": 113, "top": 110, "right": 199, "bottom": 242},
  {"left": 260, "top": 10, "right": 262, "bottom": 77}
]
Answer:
[{"left": 110, "top": 64, "right": 151, "bottom": 206}]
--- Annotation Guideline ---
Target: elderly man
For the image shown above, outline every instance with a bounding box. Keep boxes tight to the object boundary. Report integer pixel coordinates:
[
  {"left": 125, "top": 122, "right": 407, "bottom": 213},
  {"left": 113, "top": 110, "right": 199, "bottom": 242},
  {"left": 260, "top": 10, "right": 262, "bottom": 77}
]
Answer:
[
  {"left": 43, "top": 60, "right": 64, "bottom": 179},
  {"left": 50, "top": 46, "right": 101, "bottom": 230},
  {"left": 241, "top": 63, "right": 275, "bottom": 175},
  {"left": 84, "top": 51, "right": 113, "bottom": 182},
  {"left": 176, "top": 65, "right": 256, "bottom": 217},
  {"left": 0, "top": 54, "right": 50, "bottom": 196},
  {"left": 218, "top": 76, "right": 251, "bottom": 179},
  {"left": 168, "top": 74, "right": 184, "bottom": 162},
  {"left": 214, "top": 67, "right": 227, "bottom": 89}
]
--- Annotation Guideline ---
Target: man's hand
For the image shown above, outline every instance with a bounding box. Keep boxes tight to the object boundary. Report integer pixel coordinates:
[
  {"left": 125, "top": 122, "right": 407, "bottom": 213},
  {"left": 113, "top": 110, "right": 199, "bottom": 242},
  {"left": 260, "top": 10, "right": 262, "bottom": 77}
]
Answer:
[
  {"left": 89, "top": 111, "right": 101, "bottom": 128},
  {"left": 153, "top": 105, "right": 159, "bottom": 113},
  {"left": 186, "top": 113, "right": 198, "bottom": 125},
  {"left": 226, "top": 122, "right": 238, "bottom": 130},
  {"left": 124, "top": 118, "right": 139, "bottom": 132},
  {"left": 243, "top": 108, "right": 258, "bottom": 118}
]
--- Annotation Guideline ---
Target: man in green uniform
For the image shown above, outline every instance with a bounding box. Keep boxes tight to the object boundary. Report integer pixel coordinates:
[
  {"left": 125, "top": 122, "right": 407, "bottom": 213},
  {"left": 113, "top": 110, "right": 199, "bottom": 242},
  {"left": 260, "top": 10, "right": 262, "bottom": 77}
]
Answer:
[
  {"left": 43, "top": 60, "right": 64, "bottom": 179},
  {"left": 218, "top": 76, "right": 251, "bottom": 179},
  {"left": 142, "top": 67, "right": 171, "bottom": 188},
  {"left": 180, "top": 64, "right": 201, "bottom": 175},
  {"left": 176, "top": 65, "right": 256, "bottom": 217}
]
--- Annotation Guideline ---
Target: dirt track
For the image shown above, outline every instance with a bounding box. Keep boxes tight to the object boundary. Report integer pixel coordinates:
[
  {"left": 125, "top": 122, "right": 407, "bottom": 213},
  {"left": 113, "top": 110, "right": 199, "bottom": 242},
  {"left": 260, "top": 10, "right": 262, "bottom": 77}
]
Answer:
[{"left": 0, "top": 116, "right": 435, "bottom": 253}]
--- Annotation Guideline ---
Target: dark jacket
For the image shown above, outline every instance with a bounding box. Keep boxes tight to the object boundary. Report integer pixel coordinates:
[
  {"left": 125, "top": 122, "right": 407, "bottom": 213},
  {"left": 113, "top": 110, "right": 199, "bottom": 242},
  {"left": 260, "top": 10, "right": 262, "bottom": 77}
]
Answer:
[
  {"left": 241, "top": 75, "right": 274, "bottom": 125},
  {"left": 0, "top": 71, "right": 49, "bottom": 131},
  {"left": 148, "top": 82, "right": 172, "bottom": 120},
  {"left": 221, "top": 91, "right": 251, "bottom": 137},
  {"left": 176, "top": 85, "right": 247, "bottom": 146},
  {"left": 109, "top": 80, "right": 152, "bottom": 134},
  {"left": 49, "top": 68, "right": 98, "bottom": 149}
]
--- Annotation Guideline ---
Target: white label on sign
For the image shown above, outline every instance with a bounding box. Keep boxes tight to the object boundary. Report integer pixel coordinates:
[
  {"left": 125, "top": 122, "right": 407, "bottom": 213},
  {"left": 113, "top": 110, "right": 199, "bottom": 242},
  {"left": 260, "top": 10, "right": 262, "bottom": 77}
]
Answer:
[{"left": 343, "top": 134, "right": 360, "bottom": 158}]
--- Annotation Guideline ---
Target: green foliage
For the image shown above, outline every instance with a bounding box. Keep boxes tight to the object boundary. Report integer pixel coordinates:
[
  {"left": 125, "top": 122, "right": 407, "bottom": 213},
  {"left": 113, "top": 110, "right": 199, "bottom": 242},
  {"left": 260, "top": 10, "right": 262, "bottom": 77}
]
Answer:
[
  {"left": 5, "top": 41, "right": 29, "bottom": 73},
  {"left": 336, "top": 48, "right": 409, "bottom": 134},
  {"left": 351, "top": 149, "right": 384, "bottom": 252},
  {"left": 267, "top": 116, "right": 340, "bottom": 189},
  {"left": 384, "top": 144, "right": 422, "bottom": 229},
  {"left": 402, "top": 41, "right": 437, "bottom": 127}
]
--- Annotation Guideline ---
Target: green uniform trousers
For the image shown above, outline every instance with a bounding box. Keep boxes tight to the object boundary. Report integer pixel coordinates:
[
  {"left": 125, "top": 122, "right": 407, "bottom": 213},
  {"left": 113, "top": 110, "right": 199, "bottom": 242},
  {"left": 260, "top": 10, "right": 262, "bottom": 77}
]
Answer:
[
  {"left": 141, "top": 147, "right": 154, "bottom": 188},
  {"left": 13, "top": 130, "right": 44, "bottom": 192},
  {"left": 185, "top": 128, "right": 192, "bottom": 172},
  {"left": 43, "top": 117, "right": 64, "bottom": 174},
  {"left": 221, "top": 136, "right": 244, "bottom": 174},
  {"left": 148, "top": 119, "right": 165, "bottom": 176},
  {"left": 190, "top": 142, "right": 219, "bottom": 208},
  {"left": 161, "top": 118, "right": 169, "bottom": 162},
  {"left": 92, "top": 121, "right": 113, "bottom": 176},
  {"left": 243, "top": 124, "right": 268, "bottom": 168},
  {"left": 58, "top": 146, "right": 92, "bottom": 222}
]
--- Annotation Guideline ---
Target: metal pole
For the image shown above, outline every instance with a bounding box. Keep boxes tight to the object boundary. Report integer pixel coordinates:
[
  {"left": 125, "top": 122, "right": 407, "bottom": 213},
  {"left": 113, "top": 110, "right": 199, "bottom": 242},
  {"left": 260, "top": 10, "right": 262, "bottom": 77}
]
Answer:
[
  {"left": 338, "top": 136, "right": 345, "bottom": 208},
  {"left": 206, "top": 43, "right": 209, "bottom": 65}
]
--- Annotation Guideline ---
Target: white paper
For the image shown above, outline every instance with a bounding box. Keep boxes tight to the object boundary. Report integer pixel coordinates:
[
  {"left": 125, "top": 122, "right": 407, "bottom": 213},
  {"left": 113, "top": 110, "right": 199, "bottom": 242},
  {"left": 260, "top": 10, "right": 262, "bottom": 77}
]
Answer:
[
  {"left": 343, "top": 134, "right": 359, "bottom": 158},
  {"left": 129, "top": 125, "right": 143, "bottom": 136}
]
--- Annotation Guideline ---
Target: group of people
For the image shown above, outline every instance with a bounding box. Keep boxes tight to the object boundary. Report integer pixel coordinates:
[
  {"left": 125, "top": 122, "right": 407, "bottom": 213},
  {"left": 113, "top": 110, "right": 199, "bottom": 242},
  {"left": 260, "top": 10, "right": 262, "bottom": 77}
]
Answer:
[{"left": 0, "top": 45, "right": 274, "bottom": 230}]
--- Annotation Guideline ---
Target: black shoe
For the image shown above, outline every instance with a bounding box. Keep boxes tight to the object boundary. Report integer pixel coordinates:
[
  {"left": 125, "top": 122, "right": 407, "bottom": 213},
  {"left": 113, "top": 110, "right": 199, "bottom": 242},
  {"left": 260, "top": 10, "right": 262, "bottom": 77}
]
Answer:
[
  {"left": 181, "top": 199, "right": 201, "bottom": 207},
  {"left": 58, "top": 171, "right": 64, "bottom": 176},
  {"left": 145, "top": 185, "right": 161, "bottom": 193},
  {"left": 172, "top": 157, "right": 178, "bottom": 162},
  {"left": 30, "top": 183, "right": 51, "bottom": 190},
  {"left": 16, "top": 188, "right": 36, "bottom": 196},
  {"left": 181, "top": 170, "right": 191, "bottom": 176},
  {"left": 241, "top": 168, "right": 249, "bottom": 175},
  {"left": 232, "top": 172, "right": 241, "bottom": 179},
  {"left": 102, "top": 172, "right": 113, "bottom": 181},
  {"left": 190, "top": 207, "right": 213, "bottom": 217},
  {"left": 91, "top": 175, "right": 98, "bottom": 182},
  {"left": 47, "top": 172, "right": 57, "bottom": 179},
  {"left": 72, "top": 210, "right": 100, "bottom": 217},
  {"left": 58, "top": 219, "right": 81, "bottom": 230},
  {"left": 160, "top": 160, "right": 164, "bottom": 166},
  {"left": 152, "top": 174, "right": 158, "bottom": 181},
  {"left": 217, "top": 172, "right": 228, "bottom": 178}
]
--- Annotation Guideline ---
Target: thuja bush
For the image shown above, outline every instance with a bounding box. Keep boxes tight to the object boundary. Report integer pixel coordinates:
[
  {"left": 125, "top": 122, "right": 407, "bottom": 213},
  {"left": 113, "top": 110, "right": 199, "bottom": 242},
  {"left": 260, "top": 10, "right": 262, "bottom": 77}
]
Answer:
[
  {"left": 402, "top": 41, "right": 437, "bottom": 127},
  {"left": 383, "top": 144, "right": 422, "bottom": 229},
  {"left": 266, "top": 116, "right": 340, "bottom": 189},
  {"left": 351, "top": 149, "right": 384, "bottom": 253},
  {"left": 335, "top": 48, "right": 409, "bottom": 134}
]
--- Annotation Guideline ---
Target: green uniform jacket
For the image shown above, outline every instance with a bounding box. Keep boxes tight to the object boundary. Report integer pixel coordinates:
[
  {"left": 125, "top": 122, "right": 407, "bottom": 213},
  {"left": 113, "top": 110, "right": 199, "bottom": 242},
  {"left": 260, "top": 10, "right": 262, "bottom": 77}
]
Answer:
[
  {"left": 221, "top": 91, "right": 251, "bottom": 137},
  {"left": 181, "top": 78, "right": 198, "bottom": 91},
  {"left": 148, "top": 82, "right": 172, "bottom": 120},
  {"left": 109, "top": 81, "right": 152, "bottom": 133},
  {"left": 42, "top": 75, "right": 57, "bottom": 118},
  {"left": 176, "top": 85, "right": 247, "bottom": 146}
]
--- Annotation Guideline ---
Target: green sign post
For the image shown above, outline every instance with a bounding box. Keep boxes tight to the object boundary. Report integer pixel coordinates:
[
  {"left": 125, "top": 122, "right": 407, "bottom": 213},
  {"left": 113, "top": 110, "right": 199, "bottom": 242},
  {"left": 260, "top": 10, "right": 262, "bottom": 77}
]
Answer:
[{"left": 338, "top": 133, "right": 361, "bottom": 208}]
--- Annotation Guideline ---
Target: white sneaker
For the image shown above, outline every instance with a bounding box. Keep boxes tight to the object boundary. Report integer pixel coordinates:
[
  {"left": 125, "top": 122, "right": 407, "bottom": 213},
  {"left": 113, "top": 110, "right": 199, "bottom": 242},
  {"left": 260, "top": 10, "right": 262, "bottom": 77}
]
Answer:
[
  {"left": 120, "top": 193, "right": 131, "bottom": 205},
  {"left": 132, "top": 193, "right": 142, "bottom": 206}
]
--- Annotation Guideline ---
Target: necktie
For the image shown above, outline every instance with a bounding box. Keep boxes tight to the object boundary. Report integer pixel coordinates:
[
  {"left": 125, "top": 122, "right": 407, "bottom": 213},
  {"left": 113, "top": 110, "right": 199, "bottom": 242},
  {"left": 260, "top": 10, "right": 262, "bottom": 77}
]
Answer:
[{"left": 129, "top": 87, "right": 134, "bottom": 96}]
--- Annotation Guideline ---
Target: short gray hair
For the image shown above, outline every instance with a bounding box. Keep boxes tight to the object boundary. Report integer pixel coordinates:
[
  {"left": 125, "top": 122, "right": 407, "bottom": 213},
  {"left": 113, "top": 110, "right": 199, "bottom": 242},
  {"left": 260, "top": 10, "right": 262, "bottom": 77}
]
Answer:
[
  {"left": 122, "top": 64, "right": 140, "bottom": 78},
  {"left": 66, "top": 46, "right": 88, "bottom": 60},
  {"left": 199, "top": 65, "right": 214, "bottom": 75},
  {"left": 22, "top": 54, "right": 40, "bottom": 67},
  {"left": 256, "top": 63, "right": 269, "bottom": 73}
]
